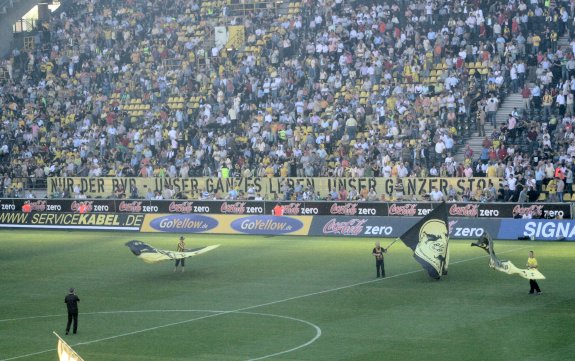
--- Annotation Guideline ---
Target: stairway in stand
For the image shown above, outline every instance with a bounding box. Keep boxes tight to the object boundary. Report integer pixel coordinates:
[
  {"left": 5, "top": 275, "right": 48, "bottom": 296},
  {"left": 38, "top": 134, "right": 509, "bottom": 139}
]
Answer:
[
  {"left": 558, "top": 34, "right": 570, "bottom": 49},
  {"left": 454, "top": 32, "right": 572, "bottom": 164},
  {"left": 455, "top": 93, "right": 524, "bottom": 163}
]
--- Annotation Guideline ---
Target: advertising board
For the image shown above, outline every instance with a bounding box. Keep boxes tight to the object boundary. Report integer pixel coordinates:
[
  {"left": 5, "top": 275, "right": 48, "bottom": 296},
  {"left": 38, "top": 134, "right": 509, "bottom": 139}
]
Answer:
[
  {"left": 498, "top": 219, "right": 575, "bottom": 241},
  {"left": 140, "top": 214, "right": 312, "bottom": 235},
  {"left": 309, "top": 216, "right": 502, "bottom": 239},
  {"left": 0, "top": 212, "right": 144, "bottom": 231},
  {"left": 3, "top": 198, "right": 569, "bottom": 218}
]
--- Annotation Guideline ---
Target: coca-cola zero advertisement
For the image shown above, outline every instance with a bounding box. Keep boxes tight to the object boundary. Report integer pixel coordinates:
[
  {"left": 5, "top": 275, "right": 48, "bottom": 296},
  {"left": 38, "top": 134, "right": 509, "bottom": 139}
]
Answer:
[{"left": 2, "top": 199, "right": 572, "bottom": 218}]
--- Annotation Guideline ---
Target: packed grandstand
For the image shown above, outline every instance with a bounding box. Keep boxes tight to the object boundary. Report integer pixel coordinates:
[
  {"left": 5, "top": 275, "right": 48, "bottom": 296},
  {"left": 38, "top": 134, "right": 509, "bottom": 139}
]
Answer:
[{"left": 1, "top": 0, "right": 575, "bottom": 202}]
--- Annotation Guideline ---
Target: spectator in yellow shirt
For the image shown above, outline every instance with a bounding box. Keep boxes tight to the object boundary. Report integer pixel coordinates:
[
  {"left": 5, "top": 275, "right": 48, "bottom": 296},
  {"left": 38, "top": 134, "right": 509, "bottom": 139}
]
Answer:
[
  {"left": 542, "top": 90, "right": 553, "bottom": 119},
  {"left": 531, "top": 34, "right": 541, "bottom": 54}
]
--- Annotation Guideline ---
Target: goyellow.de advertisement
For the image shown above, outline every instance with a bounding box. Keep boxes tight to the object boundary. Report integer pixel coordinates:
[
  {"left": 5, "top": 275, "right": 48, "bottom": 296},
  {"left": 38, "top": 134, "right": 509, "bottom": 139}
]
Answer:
[{"left": 141, "top": 214, "right": 312, "bottom": 235}]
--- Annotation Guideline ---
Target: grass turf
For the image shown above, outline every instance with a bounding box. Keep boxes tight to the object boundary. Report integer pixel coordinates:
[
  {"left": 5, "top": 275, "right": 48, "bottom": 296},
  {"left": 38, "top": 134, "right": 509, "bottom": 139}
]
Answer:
[{"left": 0, "top": 230, "right": 573, "bottom": 361}]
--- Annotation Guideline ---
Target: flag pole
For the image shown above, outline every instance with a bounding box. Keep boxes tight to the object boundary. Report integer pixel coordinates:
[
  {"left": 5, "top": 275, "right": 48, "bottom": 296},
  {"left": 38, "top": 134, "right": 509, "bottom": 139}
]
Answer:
[{"left": 385, "top": 238, "right": 400, "bottom": 252}]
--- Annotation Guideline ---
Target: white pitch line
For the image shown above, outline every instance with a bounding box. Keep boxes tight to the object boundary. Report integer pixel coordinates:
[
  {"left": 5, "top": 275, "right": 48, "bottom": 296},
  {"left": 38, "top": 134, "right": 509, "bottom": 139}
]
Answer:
[
  {"left": 75, "top": 310, "right": 323, "bottom": 361},
  {"left": 0, "top": 245, "right": 530, "bottom": 361},
  {"left": 246, "top": 313, "right": 322, "bottom": 361},
  {"left": 232, "top": 245, "right": 533, "bottom": 312},
  {"left": 0, "top": 314, "right": 63, "bottom": 323},
  {"left": 0, "top": 310, "right": 322, "bottom": 361}
]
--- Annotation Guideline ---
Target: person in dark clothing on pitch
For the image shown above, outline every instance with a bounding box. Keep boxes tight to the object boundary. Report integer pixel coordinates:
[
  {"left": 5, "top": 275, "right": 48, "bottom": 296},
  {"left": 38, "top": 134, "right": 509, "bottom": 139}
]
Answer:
[
  {"left": 65, "top": 288, "right": 80, "bottom": 334},
  {"left": 372, "top": 242, "right": 387, "bottom": 278}
]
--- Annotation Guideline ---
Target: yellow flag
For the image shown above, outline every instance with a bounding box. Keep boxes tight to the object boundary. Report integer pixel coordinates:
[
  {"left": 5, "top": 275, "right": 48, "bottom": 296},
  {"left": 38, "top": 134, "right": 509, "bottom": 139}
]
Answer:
[
  {"left": 125, "top": 240, "right": 220, "bottom": 264},
  {"left": 54, "top": 332, "right": 84, "bottom": 361},
  {"left": 472, "top": 233, "right": 546, "bottom": 280},
  {"left": 489, "top": 259, "right": 546, "bottom": 280}
]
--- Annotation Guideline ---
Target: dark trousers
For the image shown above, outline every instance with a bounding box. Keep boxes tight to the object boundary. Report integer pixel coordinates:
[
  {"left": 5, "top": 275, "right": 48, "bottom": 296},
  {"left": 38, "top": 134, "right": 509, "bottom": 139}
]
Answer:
[
  {"left": 376, "top": 259, "right": 385, "bottom": 278},
  {"left": 66, "top": 312, "right": 78, "bottom": 334},
  {"left": 175, "top": 258, "right": 185, "bottom": 267},
  {"left": 529, "top": 279, "right": 541, "bottom": 293}
]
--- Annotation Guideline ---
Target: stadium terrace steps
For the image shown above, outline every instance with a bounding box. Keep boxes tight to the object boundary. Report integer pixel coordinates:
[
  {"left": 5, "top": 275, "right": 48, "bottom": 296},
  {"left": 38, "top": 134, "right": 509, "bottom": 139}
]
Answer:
[
  {"left": 558, "top": 35, "right": 570, "bottom": 48},
  {"left": 457, "top": 31, "right": 571, "bottom": 163},
  {"left": 455, "top": 93, "right": 524, "bottom": 163}
]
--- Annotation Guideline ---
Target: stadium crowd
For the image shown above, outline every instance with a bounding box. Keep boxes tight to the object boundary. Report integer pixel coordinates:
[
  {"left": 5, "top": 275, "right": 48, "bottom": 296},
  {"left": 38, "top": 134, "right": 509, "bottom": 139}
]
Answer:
[{"left": 1, "top": 0, "right": 575, "bottom": 202}]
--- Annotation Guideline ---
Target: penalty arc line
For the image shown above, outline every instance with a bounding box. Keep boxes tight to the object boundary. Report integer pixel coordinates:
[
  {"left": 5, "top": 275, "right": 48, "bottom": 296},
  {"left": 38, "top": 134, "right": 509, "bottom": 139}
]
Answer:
[
  {"left": 0, "top": 245, "right": 531, "bottom": 361},
  {"left": 87, "top": 310, "right": 323, "bottom": 361},
  {"left": 0, "top": 310, "right": 321, "bottom": 361}
]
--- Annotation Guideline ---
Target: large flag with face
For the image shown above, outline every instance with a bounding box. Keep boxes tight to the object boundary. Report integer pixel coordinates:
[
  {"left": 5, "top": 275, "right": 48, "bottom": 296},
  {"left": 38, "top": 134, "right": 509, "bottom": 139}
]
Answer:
[
  {"left": 399, "top": 202, "right": 450, "bottom": 279},
  {"left": 471, "top": 233, "right": 545, "bottom": 280},
  {"left": 125, "top": 240, "right": 220, "bottom": 264}
]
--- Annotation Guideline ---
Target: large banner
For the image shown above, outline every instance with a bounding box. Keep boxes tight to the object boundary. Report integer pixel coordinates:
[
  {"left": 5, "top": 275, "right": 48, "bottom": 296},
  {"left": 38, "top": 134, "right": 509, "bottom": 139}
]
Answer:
[
  {"left": 48, "top": 177, "right": 502, "bottom": 199},
  {"left": 141, "top": 214, "right": 313, "bottom": 236},
  {"left": 399, "top": 202, "right": 450, "bottom": 279},
  {"left": 0, "top": 212, "right": 144, "bottom": 230}
]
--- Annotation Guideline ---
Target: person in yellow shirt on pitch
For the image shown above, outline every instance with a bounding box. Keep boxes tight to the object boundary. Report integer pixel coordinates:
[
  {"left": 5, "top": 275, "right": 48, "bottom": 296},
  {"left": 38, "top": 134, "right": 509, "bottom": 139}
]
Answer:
[
  {"left": 527, "top": 251, "right": 542, "bottom": 295},
  {"left": 174, "top": 236, "right": 186, "bottom": 272}
]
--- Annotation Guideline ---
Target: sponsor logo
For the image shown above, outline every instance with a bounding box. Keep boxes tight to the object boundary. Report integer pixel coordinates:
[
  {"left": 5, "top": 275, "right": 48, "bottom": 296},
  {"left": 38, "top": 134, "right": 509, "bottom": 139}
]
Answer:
[
  {"left": 322, "top": 218, "right": 367, "bottom": 236},
  {"left": 512, "top": 205, "right": 543, "bottom": 218},
  {"left": 448, "top": 220, "right": 484, "bottom": 237},
  {"left": 149, "top": 214, "right": 218, "bottom": 232},
  {"left": 329, "top": 203, "right": 358, "bottom": 216},
  {"left": 221, "top": 202, "right": 247, "bottom": 214},
  {"left": 71, "top": 201, "right": 94, "bottom": 212},
  {"left": 388, "top": 203, "right": 417, "bottom": 216},
  {"left": 522, "top": 220, "right": 575, "bottom": 239},
  {"left": 168, "top": 201, "right": 194, "bottom": 213},
  {"left": 449, "top": 204, "right": 479, "bottom": 217},
  {"left": 282, "top": 203, "right": 302, "bottom": 215},
  {"left": 28, "top": 200, "right": 47, "bottom": 212},
  {"left": 0, "top": 212, "right": 143, "bottom": 228},
  {"left": 0, "top": 212, "right": 29, "bottom": 223},
  {"left": 119, "top": 201, "right": 143, "bottom": 212},
  {"left": 365, "top": 225, "right": 393, "bottom": 235},
  {"left": 231, "top": 216, "right": 303, "bottom": 234}
]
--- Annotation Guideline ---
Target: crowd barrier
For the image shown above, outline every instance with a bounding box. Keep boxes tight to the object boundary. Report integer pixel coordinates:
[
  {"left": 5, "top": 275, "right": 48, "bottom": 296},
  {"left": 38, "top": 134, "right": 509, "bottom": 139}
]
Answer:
[{"left": 0, "top": 199, "right": 571, "bottom": 219}]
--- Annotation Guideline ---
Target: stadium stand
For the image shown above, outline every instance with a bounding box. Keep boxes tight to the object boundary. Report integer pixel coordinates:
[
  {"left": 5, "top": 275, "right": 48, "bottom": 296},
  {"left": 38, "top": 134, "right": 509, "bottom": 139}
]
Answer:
[{"left": 1, "top": 0, "right": 575, "bottom": 202}]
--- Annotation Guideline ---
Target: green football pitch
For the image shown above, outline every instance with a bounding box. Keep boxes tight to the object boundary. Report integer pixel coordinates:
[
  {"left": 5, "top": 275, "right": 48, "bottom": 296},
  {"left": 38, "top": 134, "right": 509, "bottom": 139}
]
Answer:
[{"left": 1, "top": 230, "right": 574, "bottom": 361}]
